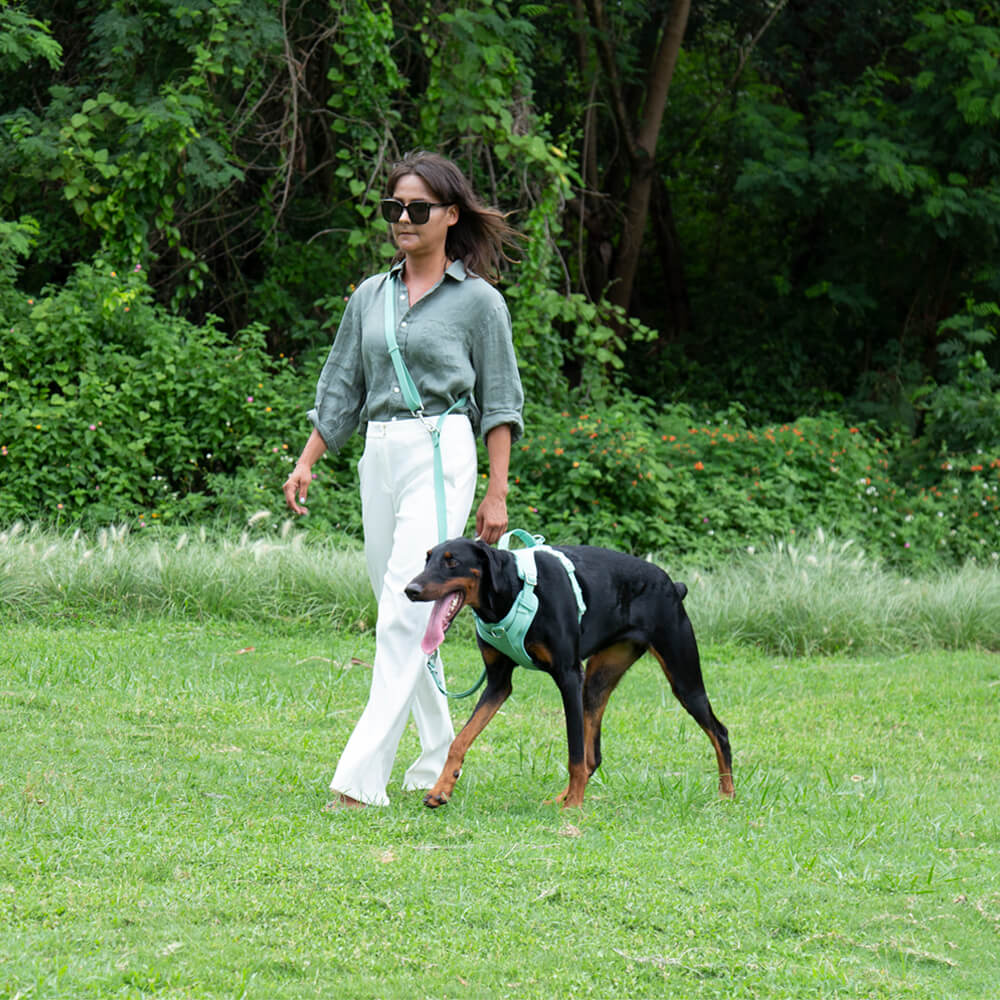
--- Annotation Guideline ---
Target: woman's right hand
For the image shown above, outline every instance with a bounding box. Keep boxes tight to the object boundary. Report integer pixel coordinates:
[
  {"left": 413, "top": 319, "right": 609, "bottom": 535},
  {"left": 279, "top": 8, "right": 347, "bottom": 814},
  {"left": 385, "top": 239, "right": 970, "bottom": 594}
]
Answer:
[{"left": 283, "top": 463, "right": 313, "bottom": 515}]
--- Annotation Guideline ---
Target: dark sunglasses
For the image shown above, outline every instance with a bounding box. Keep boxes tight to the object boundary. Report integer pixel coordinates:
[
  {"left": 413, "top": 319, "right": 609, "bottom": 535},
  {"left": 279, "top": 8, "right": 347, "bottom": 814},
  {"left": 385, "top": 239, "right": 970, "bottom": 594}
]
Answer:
[{"left": 379, "top": 198, "right": 451, "bottom": 225}]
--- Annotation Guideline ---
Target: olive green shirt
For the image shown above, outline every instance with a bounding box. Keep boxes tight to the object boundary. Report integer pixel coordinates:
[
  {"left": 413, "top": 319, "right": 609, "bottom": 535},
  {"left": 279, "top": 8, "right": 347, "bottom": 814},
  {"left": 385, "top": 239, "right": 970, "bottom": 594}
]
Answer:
[{"left": 308, "top": 260, "right": 524, "bottom": 453}]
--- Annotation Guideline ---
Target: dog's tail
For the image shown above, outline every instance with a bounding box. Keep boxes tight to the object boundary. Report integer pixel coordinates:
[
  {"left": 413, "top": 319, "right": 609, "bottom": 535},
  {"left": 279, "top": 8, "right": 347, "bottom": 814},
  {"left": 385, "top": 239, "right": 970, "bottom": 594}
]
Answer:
[{"left": 673, "top": 581, "right": 688, "bottom": 601}]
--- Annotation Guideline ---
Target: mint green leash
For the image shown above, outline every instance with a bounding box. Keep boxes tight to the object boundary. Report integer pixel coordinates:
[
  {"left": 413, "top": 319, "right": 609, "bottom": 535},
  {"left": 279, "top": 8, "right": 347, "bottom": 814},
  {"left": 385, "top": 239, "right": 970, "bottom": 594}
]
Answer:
[
  {"left": 384, "top": 273, "right": 463, "bottom": 541},
  {"left": 384, "top": 272, "right": 483, "bottom": 698}
]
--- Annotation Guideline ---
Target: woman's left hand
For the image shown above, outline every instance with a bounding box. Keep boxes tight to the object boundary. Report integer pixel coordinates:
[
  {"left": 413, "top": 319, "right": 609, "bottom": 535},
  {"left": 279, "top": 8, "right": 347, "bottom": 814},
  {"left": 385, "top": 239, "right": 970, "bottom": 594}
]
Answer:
[{"left": 475, "top": 494, "right": 508, "bottom": 545}]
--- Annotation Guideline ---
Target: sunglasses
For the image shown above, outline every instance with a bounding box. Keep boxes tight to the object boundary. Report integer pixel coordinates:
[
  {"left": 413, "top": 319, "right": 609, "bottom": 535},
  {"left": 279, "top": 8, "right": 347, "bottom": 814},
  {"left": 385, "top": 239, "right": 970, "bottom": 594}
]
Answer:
[{"left": 379, "top": 198, "right": 451, "bottom": 225}]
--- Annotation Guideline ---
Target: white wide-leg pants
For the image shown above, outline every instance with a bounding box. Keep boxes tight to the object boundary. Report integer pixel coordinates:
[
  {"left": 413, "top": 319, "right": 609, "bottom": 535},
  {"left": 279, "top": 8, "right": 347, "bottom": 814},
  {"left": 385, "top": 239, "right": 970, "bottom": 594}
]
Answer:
[{"left": 330, "top": 415, "right": 477, "bottom": 805}]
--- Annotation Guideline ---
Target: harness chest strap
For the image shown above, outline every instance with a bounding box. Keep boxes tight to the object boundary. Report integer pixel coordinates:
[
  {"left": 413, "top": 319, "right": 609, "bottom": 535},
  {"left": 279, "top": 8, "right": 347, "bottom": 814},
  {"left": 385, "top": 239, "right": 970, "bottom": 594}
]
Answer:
[{"left": 473, "top": 543, "right": 586, "bottom": 669}]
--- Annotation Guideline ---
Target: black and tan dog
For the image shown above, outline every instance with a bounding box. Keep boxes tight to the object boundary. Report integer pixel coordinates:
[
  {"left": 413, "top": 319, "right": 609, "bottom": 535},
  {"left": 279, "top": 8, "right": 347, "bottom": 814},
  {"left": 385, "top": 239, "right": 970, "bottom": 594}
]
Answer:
[{"left": 405, "top": 537, "right": 733, "bottom": 808}]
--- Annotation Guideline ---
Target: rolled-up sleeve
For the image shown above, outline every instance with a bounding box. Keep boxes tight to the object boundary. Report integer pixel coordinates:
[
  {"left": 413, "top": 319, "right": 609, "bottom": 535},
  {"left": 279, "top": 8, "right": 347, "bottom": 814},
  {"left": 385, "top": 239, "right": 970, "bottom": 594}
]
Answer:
[
  {"left": 307, "top": 294, "right": 367, "bottom": 453},
  {"left": 472, "top": 298, "right": 524, "bottom": 444}
]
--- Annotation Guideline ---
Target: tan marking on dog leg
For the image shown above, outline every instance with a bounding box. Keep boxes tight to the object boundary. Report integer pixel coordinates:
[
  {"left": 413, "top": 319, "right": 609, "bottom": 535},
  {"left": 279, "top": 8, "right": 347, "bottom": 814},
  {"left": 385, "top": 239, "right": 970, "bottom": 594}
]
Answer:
[
  {"left": 559, "top": 759, "right": 590, "bottom": 808},
  {"left": 581, "top": 642, "right": 644, "bottom": 775},
  {"left": 706, "top": 730, "right": 735, "bottom": 799},
  {"left": 423, "top": 686, "right": 511, "bottom": 808}
]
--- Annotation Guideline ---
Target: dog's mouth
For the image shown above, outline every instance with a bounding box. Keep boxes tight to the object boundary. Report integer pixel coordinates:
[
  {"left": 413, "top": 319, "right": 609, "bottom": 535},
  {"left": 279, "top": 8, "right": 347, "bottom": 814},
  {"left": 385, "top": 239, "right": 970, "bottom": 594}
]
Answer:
[{"left": 421, "top": 589, "right": 466, "bottom": 655}]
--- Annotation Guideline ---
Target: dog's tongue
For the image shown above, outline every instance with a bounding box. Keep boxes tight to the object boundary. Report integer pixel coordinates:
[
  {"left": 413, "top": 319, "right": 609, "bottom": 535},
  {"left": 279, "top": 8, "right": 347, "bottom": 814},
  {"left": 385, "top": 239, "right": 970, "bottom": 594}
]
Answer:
[{"left": 421, "top": 596, "right": 452, "bottom": 655}]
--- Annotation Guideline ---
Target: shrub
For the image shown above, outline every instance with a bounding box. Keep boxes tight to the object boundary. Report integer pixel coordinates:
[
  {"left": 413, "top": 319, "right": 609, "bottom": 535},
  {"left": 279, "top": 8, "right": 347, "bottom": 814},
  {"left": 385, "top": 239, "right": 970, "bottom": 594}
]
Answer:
[
  {"left": 509, "top": 395, "right": 691, "bottom": 552},
  {"left": 2, "top": 259, "right": 997, "bottom": 567},
  {"left": 0, "top": 259, "right": 362, "bottom": 533},
  {"left": 506, "top": 398, "right": 999, "bottom": 569}
]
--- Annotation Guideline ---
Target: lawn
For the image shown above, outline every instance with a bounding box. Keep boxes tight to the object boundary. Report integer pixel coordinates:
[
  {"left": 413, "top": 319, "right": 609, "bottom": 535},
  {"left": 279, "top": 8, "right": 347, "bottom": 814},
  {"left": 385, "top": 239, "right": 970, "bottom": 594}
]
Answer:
[{"left": 1, "top": 618, "right": 997, "bottom": 999}]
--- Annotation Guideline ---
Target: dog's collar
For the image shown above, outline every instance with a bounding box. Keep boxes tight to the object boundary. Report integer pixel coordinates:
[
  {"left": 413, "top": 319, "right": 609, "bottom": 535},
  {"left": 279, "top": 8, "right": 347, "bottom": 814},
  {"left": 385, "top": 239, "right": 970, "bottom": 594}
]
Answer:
[{"left": 472, "top": 537, "right": 585, "bottom": 669}]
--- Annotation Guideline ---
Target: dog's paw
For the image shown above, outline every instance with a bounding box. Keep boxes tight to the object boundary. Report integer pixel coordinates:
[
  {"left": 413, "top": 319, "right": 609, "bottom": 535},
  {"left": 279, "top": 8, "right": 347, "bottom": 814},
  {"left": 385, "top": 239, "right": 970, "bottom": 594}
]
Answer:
[
  {"left": 543, "top": 786, "right": 570, "bottom": 806},
  {"left": 423, "top": 791, "right": 449, "bottom": 808}
]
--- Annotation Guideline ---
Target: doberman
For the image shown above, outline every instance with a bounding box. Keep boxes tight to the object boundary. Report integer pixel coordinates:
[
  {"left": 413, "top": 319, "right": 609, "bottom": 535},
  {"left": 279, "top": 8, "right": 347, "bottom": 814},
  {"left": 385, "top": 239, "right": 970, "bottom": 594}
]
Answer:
[{"left": 405, "top": 537, "right": 734, "bottom": 808}]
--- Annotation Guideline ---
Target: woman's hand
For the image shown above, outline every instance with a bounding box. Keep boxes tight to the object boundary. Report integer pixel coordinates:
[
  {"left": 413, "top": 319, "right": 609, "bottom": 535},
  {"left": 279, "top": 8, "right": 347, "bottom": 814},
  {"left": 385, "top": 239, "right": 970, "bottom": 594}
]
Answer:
[
  {"left": 284, "top": 429, "right": 329, "bottom": 515},
  {"left": 475, "top": 492, "right": 508, "bottom": 545},
  {"left": 283, "top": 463, "right": 313, "bottom": 515},
  {"left": 477, "top": 424, "right": 512, "bottom": 544}
]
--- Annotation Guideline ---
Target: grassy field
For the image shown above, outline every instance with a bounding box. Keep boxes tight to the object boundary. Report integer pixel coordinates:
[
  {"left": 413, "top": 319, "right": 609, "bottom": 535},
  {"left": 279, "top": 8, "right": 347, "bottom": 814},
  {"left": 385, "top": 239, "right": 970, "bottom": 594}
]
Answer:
[{"left": 2, "top": 612, "right": 998, "bottom": 999}]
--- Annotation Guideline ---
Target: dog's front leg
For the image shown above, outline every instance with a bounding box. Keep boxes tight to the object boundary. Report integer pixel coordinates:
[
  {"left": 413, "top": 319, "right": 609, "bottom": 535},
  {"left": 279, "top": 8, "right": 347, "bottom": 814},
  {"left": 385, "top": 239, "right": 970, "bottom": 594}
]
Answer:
[{"left": 424, "top": 656, "right": 515, "bottom": 808}]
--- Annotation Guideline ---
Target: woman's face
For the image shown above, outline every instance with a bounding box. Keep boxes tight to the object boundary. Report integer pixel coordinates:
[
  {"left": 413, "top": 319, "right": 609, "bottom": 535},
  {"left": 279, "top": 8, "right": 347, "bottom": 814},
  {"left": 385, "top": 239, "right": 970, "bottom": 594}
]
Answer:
[{"left": 389, "top": 173, "right": 459, "bottom": 261}]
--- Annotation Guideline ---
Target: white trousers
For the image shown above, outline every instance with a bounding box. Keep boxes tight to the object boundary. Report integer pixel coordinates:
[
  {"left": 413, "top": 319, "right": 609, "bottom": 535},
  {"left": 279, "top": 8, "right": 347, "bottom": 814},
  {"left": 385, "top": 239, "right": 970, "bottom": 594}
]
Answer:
[{"left": 330, "top": 415, "right": 477, "bottom": 805}]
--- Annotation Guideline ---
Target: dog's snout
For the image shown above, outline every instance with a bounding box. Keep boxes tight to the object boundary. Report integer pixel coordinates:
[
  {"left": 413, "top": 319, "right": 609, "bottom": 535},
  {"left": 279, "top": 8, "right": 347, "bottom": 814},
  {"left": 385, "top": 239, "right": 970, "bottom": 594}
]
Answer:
[{"left": 404, "top": 581, "right": 423, "bottom": 602}]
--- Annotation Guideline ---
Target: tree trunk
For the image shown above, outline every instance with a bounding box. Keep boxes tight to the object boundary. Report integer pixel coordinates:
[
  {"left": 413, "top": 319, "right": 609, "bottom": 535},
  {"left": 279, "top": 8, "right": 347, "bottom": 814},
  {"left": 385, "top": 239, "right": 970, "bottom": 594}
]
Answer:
[{"left": 608, "top": 0, "right": 691, "bottom": 311}]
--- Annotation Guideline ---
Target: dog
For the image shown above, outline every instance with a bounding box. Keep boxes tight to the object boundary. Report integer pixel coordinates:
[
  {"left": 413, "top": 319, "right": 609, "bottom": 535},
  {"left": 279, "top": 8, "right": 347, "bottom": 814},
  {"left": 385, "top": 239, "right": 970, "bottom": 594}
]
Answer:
[{"left": 405, "top": 537, "right": 733, "bottom": 808}]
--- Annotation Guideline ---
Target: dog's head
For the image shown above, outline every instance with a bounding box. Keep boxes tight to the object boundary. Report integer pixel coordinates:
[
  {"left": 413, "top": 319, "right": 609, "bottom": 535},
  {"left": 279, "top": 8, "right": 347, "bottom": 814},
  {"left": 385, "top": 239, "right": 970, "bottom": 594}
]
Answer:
[{"left": 405, "top": 538, "right": 508, "bottom": 655}]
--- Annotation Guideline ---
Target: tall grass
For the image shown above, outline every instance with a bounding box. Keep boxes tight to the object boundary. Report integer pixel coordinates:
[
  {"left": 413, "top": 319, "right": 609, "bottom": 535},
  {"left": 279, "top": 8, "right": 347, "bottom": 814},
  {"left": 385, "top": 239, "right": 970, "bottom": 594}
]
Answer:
[
  {"left": 2, "top": 521, "right": 998, "bottom": 653},
  {"left": 674, "top": 528, "right": 1000, "bottom": 655},
  {"left": 0, "top": 519, "right": 374, "bottom": 628}
]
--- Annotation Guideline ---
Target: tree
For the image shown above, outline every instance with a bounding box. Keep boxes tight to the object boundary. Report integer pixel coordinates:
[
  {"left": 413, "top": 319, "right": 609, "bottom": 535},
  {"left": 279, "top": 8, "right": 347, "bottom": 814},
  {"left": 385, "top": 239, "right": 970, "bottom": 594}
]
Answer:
[{"left": 582, "top": 0, "right": 690, "bottom": 312}]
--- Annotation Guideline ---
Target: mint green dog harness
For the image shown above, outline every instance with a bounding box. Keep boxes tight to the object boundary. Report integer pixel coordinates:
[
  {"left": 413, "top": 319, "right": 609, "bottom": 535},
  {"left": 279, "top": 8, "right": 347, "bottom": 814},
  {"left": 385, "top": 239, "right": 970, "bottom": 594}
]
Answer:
[{"left": 472, "top": 530, "right": 587, "bottom": 669}]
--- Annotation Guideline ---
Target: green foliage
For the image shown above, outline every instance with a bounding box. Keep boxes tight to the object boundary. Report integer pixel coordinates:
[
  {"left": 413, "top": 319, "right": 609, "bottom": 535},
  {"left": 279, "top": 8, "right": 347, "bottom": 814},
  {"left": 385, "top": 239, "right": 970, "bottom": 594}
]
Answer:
[
  {"left": 4, "top": 0, "right": 1000, "bottom": 572},
  {"left": 673, "top": 4, "right": 1000, "bottom": 422},
  {"left": 0, "top": 260, "right": 360, "bottom": 530},
  {"left": 511, "top": 395, "right": 688, "bottom": 552},
  {"left": 505, "top": 398, "right": 999, "bottom": 572},
  {"left": 0, "top": 214, "right": 38, "bottom": 292},
  {"left": 913, "top": 298, "right": 1000, "bottom": 453},
  {"left": 0, "top": 3, "right": 61, "bottom": 72}
]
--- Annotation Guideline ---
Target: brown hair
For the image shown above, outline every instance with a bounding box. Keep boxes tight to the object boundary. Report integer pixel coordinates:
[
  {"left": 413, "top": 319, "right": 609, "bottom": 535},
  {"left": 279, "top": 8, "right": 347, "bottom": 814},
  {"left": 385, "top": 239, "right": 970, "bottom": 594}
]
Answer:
[{"left": 386, "top": 151, "right": 520, "bottom": 284}]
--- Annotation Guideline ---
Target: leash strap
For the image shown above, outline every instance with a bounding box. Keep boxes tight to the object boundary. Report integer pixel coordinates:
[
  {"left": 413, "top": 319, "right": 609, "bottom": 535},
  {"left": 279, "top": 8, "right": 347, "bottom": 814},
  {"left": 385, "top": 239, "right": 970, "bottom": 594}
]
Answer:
[
  {"left": 384, "top": 272, "right": 484, "bottom": 698},
  {"left": 384, "top": 272, "right": 466, "bottom": 540},
  {"left": 383, "top": 274, "right": 423, "bottom": 412}
]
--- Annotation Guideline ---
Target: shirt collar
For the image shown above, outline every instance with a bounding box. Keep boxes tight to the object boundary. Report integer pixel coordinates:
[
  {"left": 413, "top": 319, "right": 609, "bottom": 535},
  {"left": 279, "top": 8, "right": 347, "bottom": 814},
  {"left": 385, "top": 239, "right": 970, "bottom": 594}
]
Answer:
[{"left": 389, "top": 259, "right": 468, "bottom": 282}]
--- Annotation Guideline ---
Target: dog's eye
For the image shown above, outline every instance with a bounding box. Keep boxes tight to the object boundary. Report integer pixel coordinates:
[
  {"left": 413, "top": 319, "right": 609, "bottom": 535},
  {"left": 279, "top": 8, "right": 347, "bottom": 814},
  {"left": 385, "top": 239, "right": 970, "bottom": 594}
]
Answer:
[{"left": 444, "top": 556, "right": 459, "bottom": 569}]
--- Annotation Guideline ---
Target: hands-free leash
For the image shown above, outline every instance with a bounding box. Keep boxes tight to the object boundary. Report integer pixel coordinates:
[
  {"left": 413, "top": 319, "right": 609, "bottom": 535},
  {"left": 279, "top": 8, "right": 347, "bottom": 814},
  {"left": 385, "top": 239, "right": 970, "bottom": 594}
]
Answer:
[
  {"left": 384, "top": 273, "right": 464, "bottom": 542},
  {"left": 384, "top": 272, "right": 484, "bottom": 698}
]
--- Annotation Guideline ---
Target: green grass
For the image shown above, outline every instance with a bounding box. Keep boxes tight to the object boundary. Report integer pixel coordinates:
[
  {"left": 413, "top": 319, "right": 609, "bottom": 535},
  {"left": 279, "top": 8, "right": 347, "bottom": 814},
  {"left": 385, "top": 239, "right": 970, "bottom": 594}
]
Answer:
[{"left": 2, "top": 617, "right": 998, "bottom": 999}]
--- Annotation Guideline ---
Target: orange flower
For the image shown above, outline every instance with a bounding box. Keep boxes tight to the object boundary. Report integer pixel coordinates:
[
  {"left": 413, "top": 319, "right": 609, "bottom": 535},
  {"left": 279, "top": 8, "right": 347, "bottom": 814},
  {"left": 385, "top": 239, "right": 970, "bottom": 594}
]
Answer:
[{"left": 694, "top": 461, "right": 705, "bottom": 471}]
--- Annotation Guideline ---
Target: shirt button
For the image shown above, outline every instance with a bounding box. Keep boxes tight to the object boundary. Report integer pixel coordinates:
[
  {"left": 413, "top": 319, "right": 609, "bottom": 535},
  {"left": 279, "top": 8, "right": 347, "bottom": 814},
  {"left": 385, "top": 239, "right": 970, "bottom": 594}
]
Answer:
[
  {"left": 393, "top": 386, "right": 400, "bottom": 393},
  {"left": 400, "top": 321, "right": 407, "bottom": 328}
]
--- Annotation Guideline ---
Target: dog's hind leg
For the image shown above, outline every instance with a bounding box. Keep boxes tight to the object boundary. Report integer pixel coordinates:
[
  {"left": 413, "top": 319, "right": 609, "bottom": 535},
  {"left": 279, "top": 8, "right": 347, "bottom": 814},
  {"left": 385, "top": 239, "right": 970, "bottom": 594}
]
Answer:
[
  {"left": 580, "top": 640, "right": 646, "bottom": 780},
  {"left": 423, "top": 651, "right": 515, "bottom": 809},
  {"left": 650, "top": 618, "right": 734, "bottom": 799}
]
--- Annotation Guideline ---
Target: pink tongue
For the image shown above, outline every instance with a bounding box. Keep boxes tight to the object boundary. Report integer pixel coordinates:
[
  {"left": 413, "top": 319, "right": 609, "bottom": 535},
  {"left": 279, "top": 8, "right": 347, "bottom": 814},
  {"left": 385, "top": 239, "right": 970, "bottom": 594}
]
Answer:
[{"left": 421, "top": 596, "right": 453, "bottom": 655}]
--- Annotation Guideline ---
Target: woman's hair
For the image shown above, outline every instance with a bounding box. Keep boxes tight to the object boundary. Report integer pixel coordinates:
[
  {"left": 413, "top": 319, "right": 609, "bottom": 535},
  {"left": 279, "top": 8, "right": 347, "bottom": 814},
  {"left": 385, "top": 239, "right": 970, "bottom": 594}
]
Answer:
[{"left": 386, "top": 151, "right": 521, "bottom": 284}]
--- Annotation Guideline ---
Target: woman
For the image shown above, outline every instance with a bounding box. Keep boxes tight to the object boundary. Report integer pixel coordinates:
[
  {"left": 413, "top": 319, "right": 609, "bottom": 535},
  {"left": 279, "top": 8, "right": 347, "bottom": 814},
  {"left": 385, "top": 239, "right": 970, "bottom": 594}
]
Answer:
[{"left": 283, "top": 152, "right": 524, "bottom": 808}]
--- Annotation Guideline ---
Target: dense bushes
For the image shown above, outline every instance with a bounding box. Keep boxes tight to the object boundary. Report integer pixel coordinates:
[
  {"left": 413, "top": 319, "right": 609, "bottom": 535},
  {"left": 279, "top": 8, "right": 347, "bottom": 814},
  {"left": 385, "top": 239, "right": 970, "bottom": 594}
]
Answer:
[
  {"left": 509, "top": 400, "right": 999, "bottom": 571},
  {"left": 2, "top": 261, "right": 997, "bottom": 569},
  {"left": 0, "top": 259, "right": 361, "bottom": 532}
]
